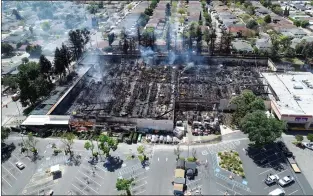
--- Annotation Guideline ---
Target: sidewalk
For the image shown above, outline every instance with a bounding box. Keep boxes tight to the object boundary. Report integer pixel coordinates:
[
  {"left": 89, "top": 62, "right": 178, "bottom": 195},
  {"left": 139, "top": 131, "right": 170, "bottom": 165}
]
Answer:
[{"left": 220, "top": 125, "right": 240, "bottom": 136}]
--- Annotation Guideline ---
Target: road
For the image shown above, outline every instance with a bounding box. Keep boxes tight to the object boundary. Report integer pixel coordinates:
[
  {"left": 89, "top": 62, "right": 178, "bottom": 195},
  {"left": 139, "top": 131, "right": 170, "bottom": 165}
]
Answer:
[{"left": 1, "top": 95, "right": 26, "bottom": 126}]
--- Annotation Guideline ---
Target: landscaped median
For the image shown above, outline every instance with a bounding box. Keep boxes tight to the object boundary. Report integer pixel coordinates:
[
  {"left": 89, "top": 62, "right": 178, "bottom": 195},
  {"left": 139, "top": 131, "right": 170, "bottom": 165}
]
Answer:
[{"left": 218, "top": 150, "right": 245, "bottom": 178}]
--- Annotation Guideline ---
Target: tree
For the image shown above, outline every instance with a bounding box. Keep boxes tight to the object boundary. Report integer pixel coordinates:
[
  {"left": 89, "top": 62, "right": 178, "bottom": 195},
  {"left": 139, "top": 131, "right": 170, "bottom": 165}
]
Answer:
[
  {"left": 240, "top": 110, "right": 286, "bottom": 147},
  {"left": 174, "top": 145, "right": 182, "bottom": 160},
  {"left": 264, "top": 15, "right": 271, "bottom": 23},
  {"left": 60, "top": 43, "right": 72, "bottom": 73},
  {"left": 12, "top": 9, "right": 22, "bottom": 20},
  {"left": 61, "top": 132, "right": 75, "bottom": 157},
  {"left": 17, "top": 62, "right": 52, "bottom": 106},
  {"left": 108, "top": 33, "right": 115, "bottom": 46},
  {"left": 165, "top": 3, "right": 171, "bottom": 17},
  {"left": 127, "top": 4, "right": 133, "bottom": 10},
  {"left": 98, "top": 135, "right": 119, "bottom": 158},
  {"left": 68, "top": 29, "right": 90, "bottom": 60},
  {"left": 26, "top": 44, "right": 42, "bottom": 56},
  {"left": 295, "top": 40, "right": 306, "bottom": 55},
  {"left": 2, "top": 75, "right": 18, "bottom": 90},
  {"left": 1, "top": 43, "right": 14, "bottom": 56},
  {"left": 199, "top": 11, "right": 202, "bottom": 22},
  {"left": 246, "top": 19, "right": 258, "bottom": 29},
  {"left": 39, "top": 55, "right": 52, "bottom": 79},
  {"left": 25, "top": 132, "right": 39, "bottom": 156},
  {"left": 54, "top": 47, "right": 66, "bottom": 78},
  {"left": 98, "top": 1, "right": 104, "bottom": 8},
  {"left": 295, "top": 135, "right": 304, "bottom": 142},
  {"left": 247, "top": 6, "right": 255, "bottom": 15},
  {"left": 196, "top": 26, "right": 202, "bottom": 54},
  {"left": 294, "top": 20, "right": 301, "bottom": 27},
  {"left": 307, "top": 133, "right": 313, "bottom": 142},
  {"left": 21, "top": 57, "right": 29, "bottom": 64},
  {"left": 272, "top": 5, "right": 283, "bottom": 16},
  {"left": 84, "top": 140, "right": 95, "bottom": 156},
  {"left": 231, "top": 90, "right": 265, "bottom": 125},
  {"left": 87, "top": 4, "right": 98, "bottom": 14},
  {"left": 301, "top": 20, "right": 309, "bottom": 28},
  {"left": 116, "top": 178, "right": 134, "bottom": 196},
  {"left": 179, "top": 17, "right": 185, "bottom": 25},
  {"left": 283, "top": 6, "right": 289, "bottom": 16},
  {"left": 41, "top": 21, "right": 51, "bottom": 31},
  {"left": 144, "top": 7, "right": 153, "bottom": 16},
  {"left": 1, "top": 126, "right": 11, "bottom": 143},
  {"left": 178, "top": 8, "right": 186, "bottom": 15},
  {"left": 137, "top": 145, "right": 147, "bottom": 162}
]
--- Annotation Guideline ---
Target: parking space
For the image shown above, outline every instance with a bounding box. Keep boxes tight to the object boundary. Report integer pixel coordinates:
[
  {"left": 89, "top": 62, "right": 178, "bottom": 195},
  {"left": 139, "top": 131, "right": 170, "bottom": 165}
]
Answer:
[
  {"left": 68, "top": 158, "right": 104, "bottom": 195},
  {"left": 22, "top": 169, "right": 58, "bottom": 195},
  {"left": 243, "top": 143, "right": 305, "bottom": 195},
  {"left": 123, "top": 170, "right": 148, "bottom": 195},
  {"left": 1, "top": 155, "right": 25, "bottom": 193}
]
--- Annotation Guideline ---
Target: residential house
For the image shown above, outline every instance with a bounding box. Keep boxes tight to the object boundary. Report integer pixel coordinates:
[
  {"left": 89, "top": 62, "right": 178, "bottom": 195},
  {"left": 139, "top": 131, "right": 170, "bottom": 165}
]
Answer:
[
  {"left": 231, "top": 40, "right": 254, "bottom": 53},
  {"left": 255, "top": 38, "right": 272, "bottom": 51},
  {"left": 291, "top": 36, "right": 313, "bottom": 48}
]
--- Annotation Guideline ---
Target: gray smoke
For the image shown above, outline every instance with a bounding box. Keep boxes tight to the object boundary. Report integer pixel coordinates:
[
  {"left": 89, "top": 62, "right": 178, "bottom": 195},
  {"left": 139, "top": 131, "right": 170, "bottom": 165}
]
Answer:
[{"left": 140, "top": 46, "right": 155, "bottom": 65}]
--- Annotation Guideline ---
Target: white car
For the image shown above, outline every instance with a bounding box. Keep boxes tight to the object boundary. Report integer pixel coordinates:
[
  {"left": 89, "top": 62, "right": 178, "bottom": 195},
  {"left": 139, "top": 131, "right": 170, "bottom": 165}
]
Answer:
[
  {"left": 278, "top": 176, "right": 294, "bottom": 187},
  {"left": 302, "top": 142, "right": 313, "bottom": 150},
  {"left": 16, "top": 162, "right": 25, "bottom": 170},
  {"left": 159, "top": 135, "right": 164, "bottom": 143},
  {"left": 268, "top": 188, "right": 285, "bottom": 196},
  {"left": 264, "top": 174, "right": 279, "bottom": 185}
]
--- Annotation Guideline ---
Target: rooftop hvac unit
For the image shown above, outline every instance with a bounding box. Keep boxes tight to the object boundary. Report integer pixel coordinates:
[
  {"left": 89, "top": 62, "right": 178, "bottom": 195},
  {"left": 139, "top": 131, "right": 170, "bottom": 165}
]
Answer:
[
  {"left": 293, "top": 85, "right": 303, "bottom": 89},
  {"left": 293, "top": 95, "right": 301, "bottom": 101}
]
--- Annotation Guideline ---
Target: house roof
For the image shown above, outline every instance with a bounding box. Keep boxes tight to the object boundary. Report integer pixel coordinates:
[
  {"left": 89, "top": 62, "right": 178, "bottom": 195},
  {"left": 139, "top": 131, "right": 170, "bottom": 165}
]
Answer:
[{"left": 232, "top": 40, "right": 253, "bottom": 52}]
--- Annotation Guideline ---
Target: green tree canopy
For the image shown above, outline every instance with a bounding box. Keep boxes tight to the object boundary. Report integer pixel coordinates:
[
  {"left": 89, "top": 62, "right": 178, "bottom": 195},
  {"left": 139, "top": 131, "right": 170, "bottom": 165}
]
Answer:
[
  {"left": 1, "top": 43, "right": 14, "bottom": 56},
  {"left": 295, "top": 135, "right": 304, "bottom": 142},
  {"left": 307, "top": 133, "right": 313, "bottom": 142},
  {"left": 246, "top": 19, "right": 258, "bottom": 29},
  {"left": 116, "top": 178, "right": 134, "bottom": 196},
  {"left": 264, "top": 15, "right": 271, "bottom": 23},
  {"left": 240, "top": 110, "right": 286, "bottom": 146},
  {"left": 61, "top": 132, "right": 75, "bottom": 156},
  {"left": 231, "top": 90, "right": 266, "bottom": 125},
  {"left": 178, "top": 8, "right": 186, "bottom": 15},
  {"left": 1, "top": 126, "right": 11, "bottom": 143}
]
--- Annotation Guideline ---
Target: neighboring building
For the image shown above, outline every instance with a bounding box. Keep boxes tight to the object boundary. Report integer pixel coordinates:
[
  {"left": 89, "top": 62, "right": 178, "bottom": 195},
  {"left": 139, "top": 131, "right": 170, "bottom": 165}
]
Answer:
[
  {"left": 291, "top": 36, "right": 313, "bottom": 48},
  {"left": 262, "top": 72, "right": 313, "bottom": 130},
  {"left": 231, "top": 40, "right": 254, "bottom": 53},
  {"left": 255, "top": 38, "right": 272, "bottom": 51}
]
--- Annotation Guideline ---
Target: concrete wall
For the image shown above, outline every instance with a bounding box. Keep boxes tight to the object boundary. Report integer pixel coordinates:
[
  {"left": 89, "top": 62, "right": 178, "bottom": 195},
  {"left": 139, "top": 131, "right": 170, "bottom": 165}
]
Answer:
[
  {"left": 49, "top": 67, "right": 93, "bottom": 115},
  {"left": 268, "top": 58, "right": 277, "bottom": 71},
  {"left": 100, "top": 117, "right": 174, "bottom": 132}
]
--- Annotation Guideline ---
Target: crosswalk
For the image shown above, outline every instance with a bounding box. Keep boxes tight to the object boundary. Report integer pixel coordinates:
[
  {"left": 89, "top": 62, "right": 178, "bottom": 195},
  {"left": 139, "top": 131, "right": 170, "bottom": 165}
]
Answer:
[
  {"left": 118, "top": 163, "right": 143, "bottom": 176},
  {"left": 206, "top": 141, "right": 241, "bottom": 155},
  {"left": 41, "top": 155, "right": 68, "bottom": 168}
]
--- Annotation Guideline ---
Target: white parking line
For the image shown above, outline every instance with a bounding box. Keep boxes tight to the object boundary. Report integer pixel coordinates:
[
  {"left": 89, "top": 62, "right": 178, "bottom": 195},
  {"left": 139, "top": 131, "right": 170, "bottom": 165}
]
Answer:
[
  {"left": 81, "top": 165, "right": 105, "bottom": 180},
  {"left": 216, "top": 182, "right": 242, "bottom": 195},
  {"left": 134, "top": 189, "right": 146, "bottom": 195},
  {"left": 131, "top": 181, "right": 147, "bottom": 190},
  {"left": 288, "top": 190, "right": 298, "bottom": 195},
  {"left": 275, "top": 169, "right": 287, "bottom": 176},
  {"left": 26, "top": 183, "right": 55, "bottom": 195},
  {"left": 133, "top": 176, "right": 147, "bottom": 183},
  {"left": 259, "top": 168, "right": 272, "bottom": 175},
  {"left": 2, "top": 177, "right": 12, "bottom": 187},
  {"left": 2, "top": 166, "right": 17, "bottom": 180},
  {"left": 2, "top": 190, "right": 7, "bottom": 195},
  {"left": 72, "top": 183, "right": 86, "bottom": 195},
  {"left": 78, "top": 170, "right": 101, "bottom": 186}
]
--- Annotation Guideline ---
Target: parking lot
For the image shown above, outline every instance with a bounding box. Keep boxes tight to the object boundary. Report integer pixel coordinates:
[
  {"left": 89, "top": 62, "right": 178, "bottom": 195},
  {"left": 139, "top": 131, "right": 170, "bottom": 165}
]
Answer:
[
  {"left": 2, "top": 151, "right": 32, "bottom": 195},
  {"left": 243, "top": 143, "right": 304, "bottom": 195},
  {"left": 22, "top": 168, "right": 58, "bottom": 195}
]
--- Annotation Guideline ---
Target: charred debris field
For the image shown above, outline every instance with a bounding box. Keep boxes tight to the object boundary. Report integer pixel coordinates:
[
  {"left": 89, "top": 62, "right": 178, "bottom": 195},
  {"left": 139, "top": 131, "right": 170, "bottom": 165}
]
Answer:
[{"left": 64, "top": 57, "right": 269, "bottom": 120}]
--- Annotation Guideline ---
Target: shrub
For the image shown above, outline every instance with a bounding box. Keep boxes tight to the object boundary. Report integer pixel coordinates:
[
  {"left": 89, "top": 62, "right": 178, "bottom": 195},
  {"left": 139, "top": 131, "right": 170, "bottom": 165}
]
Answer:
[
  {"left": 295, "top": 135, "right": 304, "bottom": 142},
  {"left": 218, "top": 152, "right": 222, "bottom": 156},
  {"left": 187, "top": 157, "right": 197, "bottom": 162},
  {"left": 264, "top": 15, "right": 271, "bottom": 23},
  {"left": 307, "top": 133, "right": 313, "bottom": 142},
  {"left": 234, "top": 152, "right": 239, "bottom": 156}
]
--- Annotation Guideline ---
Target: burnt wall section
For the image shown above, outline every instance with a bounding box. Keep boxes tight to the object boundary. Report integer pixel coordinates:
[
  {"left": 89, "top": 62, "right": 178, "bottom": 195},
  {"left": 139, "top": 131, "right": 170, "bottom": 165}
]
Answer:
[{"left": 50, "top": 67, "right": 94, "bottom": 115}]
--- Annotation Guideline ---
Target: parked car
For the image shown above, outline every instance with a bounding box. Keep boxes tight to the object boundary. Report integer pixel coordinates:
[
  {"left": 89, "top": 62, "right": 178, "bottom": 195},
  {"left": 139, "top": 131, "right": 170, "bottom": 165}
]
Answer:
[
  {"left": 268, "top": 188, "right": 285, "bottom": 196},
  {"left": 302, "top": 142, "right": 313, "bottom": 150},
  {"left": 258, "top": 158, "right": 268, "bottom": 165},
  {"left": 265, "top": 174, "right": 279, "bottom": 185},
  {"left": 167, "top": 135, "right": 173, "bottom": 143},
  {"left": 278, "top": 176, "right": 294, "bottom": 187},
  {"left": 146, "top": 134, "right": 152, "bottom": 142},
  {"left": 159, "top": 135, "right": 164, "bottom": 143},
  {"left": 16, "top": 162, "right": 25, "bottom": 170}
]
